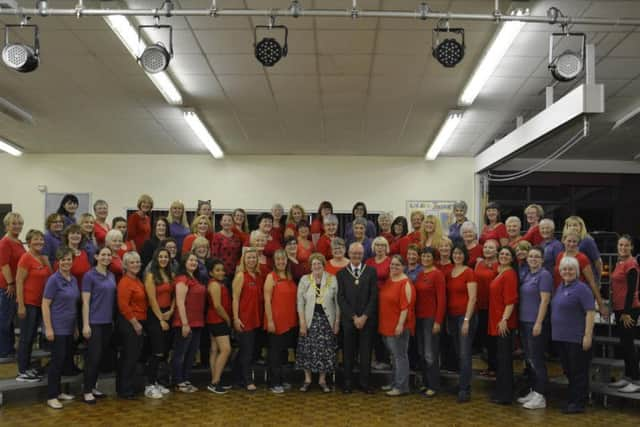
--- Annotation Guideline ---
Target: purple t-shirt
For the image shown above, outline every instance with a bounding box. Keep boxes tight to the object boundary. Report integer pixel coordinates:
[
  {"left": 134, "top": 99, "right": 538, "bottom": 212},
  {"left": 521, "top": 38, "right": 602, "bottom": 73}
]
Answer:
[
  {"left": 579, "top": 237, "right": 601, "bottom": 281},
  {"left": 551, "top": 280, "right": 595, "bottom": 344},
  {"left": 519, "top": 268, "right": 553, "bottom": 323},
  {"left": 43, "top": 231, "right": 62, "bottom": 266},
  {"left": 169, "top": 222, "right": 190, "bottom": 253},
  {"left": 43, "top": 271, "right": 79, "bottom": 335},
  {"left": 543, "top": 239, "right": 563, "bottom": 274},
  {"left": 82, "top": 268, "right": 116, "bottom": 325}
]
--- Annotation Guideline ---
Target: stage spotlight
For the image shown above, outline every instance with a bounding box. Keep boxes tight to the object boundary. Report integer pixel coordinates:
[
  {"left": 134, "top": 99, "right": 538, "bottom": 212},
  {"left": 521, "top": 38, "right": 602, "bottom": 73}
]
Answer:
[
  {"left": 432, "top": 26, "right": 465, "bottom": 68},
  {"left": 2, "top": 23, "right": 40, "bottom": 73},
  {"left": 254, "top": 22, "right": 288, "bottom": 67},
  {"left": 138, "top": 23, "right": 173, "bottom": 74},
  {"left": 548, "top": 32, "right": 585, "bottom": 82}
]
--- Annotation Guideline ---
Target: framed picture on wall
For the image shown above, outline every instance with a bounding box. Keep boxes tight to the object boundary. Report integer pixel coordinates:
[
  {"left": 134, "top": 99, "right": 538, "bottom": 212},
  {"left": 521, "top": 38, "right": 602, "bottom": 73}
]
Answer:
[
  {"left": 45, "top": 192, "right": 92, "bottom": 220},
  {"left": 406, "top": 200, "right": 457, "bottom": 230}
]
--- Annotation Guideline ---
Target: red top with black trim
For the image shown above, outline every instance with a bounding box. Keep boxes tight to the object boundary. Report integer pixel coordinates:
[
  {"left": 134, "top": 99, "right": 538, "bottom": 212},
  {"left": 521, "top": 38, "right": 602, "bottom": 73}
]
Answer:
[
  {"left": 316, "top": 234, "right": 333, "bottom": 261},
  {"left": 237, "top": 271, "right": 262, "bottom": 331},
  {"left": 553, "top": 251, "right": 590, "bottom": 287},
  {"left": 414, "top": 268, "right": 446, "bottom": 323},
  {"left": 17, "top": 252, "right": 52, "bottom": 306},
  {"left": 172, "top": 274, "right": 206, "bottom": 328},
  {"left": 474, "top": 260, "right": 499, "bottom": 310},
  {"left": 127, "top": 213, "right": 151, "bottom": 251},
  {"left": 611, "top": 257, "right": 640, "bottom": 311},
  {"left": 365, "top": 256, "right": 391, "bottom": 289},
  {"left": 446, "top": 267, "right": 476, "bottom": 317},
  {"left": 0, "top": 236, "right": 26, "bottom": 289},
  {"left": 207, "top": 280, "right": 231, "bottom": 325},
  {"left": 264, "top": 272, "right": 298, "bottom": 335},
  {"left": 378, "top": 277, "right": 415, "bottom": 336},
  {"left": 479, "top": 223, "right": 508, "bottom": 245},
  {"left": 488, "top": 269, "right": 519, "bottom": 336}
]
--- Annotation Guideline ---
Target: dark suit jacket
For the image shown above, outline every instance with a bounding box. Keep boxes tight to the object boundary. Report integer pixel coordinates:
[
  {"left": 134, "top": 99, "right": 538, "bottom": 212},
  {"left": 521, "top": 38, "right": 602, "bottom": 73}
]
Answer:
[{"left": 337, "top": 264, "right": 378, "bottom": 322}]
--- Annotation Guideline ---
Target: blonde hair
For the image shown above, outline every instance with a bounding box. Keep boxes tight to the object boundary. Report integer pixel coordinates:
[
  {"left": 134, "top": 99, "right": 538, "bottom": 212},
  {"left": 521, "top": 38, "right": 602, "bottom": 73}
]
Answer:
[
  {"left": 137, "top": 194, "right": 154, "bottom": 210},
  {"left": 167, "top": 200, "right": 189, "bottom": 228},
  {"left": 250, "top": 230, "right": 267, "bottom": 246},
  {"left": 272, "top": 249, "right": 291, "bottom": 279},
  {"left": 421, "top": 214, "right": 444, "bottom": 249},
  {"left": 371, "top": 236, "right": 390, "bottom": 255},
  {"left": 562, "top": 230, "right": 581, "bottom": 243},
  {"left": 190, "top": 214, "right": 213, "bottom": 234},
  {"left": 410, "top": 210, "right": 425, "bottom": 223},
  {"left": 239, "top": 247, "right": 259, "bottom": 274},
  {"left": 3, "top": 212, "right": 23, "bottom": 227},
  {"left": 525, "top": 204, "right": 544, "bottom": 219},
  {"left": 79, "top": 213, "right": 95, "bottom": 224},
  {"left": 515, "top": 240, "right": 532, "bottom": 253},
  {"left": 286, "top": 204, "right": 307, "bottom": 226},
  {"left": 122, "top": 251, "right": 141, "bottom": 271},
  {"left": 308, "top": 252, "right": 327, "bottom": 267},
  {"left": 563, "top": 216, "right": 589, "bottom": 240},
  {"left": 191, "top": 236, "right": 210, "bottom": 254},
  {"left": 438, "top": 237, "right": 453, "bottom": 250}
]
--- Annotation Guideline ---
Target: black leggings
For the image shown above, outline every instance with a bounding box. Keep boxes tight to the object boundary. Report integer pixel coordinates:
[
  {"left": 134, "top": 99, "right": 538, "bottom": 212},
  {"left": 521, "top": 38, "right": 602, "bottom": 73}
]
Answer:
[
  {"left": 616, "top": 309, "right": 640, "bottom": 381},
  {"left": 234, "top": 329, "right": 256, "bottom": 386},
  {"left": 83, "top": 323, "right": 113, "bottom": 393},
  {"left": 268, "top": 329, "right": 294, "bottom": 387}
]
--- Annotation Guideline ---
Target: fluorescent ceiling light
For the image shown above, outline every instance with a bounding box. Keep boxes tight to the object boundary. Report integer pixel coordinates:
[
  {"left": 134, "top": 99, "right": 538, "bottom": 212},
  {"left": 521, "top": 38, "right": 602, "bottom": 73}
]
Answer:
[
  {"left": 425, "top": 111, "right": 463, "bottom": 161},
  {"left": 183, "top": 111, "right": 224, "bottom": 159},
  {"left": 458, "top": 11, "right": 526, "bottom": 106},
  {"left": 0, "top": 136, "right": 23, "bottom": 156},
  {"left": 104, "top": 15, "right": 182, "bottom": 105},
  {"left": 612, "top": 103, "right": 640, "bottom": 132}
]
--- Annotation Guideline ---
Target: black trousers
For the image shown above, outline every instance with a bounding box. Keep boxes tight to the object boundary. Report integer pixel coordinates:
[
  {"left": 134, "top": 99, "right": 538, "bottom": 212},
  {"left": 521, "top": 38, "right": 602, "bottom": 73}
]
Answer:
[
  {"left": 234, "top": 329, "right": 256, "bottom": 386},
  {"left": 48, "top": 335, "right": 73, "bottom": 399},
  {"left": 342, "top": 319, "right": 374, "bottom": 388},
  {"left": 476, "top": 309, "right": 497, "bottom": 371},
  {"left": 17, "top": 305, "right": 41, "bottom": 373},
  {"left": 557, "top": 341, "right": 592, "bottom": 409},
  {"left": 268, "top": 329, "right": 294, "bottom": 387},
  {"left": 494, "top": 332, "right": 514, "bottom": 401},
  {"left": 83, "top": 323, "right": 113, "bottom": 393},
  {"left": 145, "top": 308, "right": 172, "bottom": 384},
  {"left": 116, "top": 317, "right": 144, "bottom": 397},
  {"left": 616, "top": 310, "right": 640, "bottom": 381}
]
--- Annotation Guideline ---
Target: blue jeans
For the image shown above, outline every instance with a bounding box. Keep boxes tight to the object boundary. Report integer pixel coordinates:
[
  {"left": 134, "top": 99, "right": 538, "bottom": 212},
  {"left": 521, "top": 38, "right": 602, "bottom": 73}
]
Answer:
[
  {"left": 520, "top": 321, "right": 548, "bottom": 395},
  {"left": 383, "top": 329, "right": 410, "bottom": 393},
  {"left": 447, "top": 314, "right": 477, "bottom": 394},
  {"left": 0, "top": 289, "right": 17, "bottom": 357},
  {"left": 17, "top": 304, "right": 41, "bottom": 372},
  {"left": 172, "top": 327, "right": 201, "bottom": 384},
  {"left": 416, "top": 317, "right": 440, "bottom": 391}
]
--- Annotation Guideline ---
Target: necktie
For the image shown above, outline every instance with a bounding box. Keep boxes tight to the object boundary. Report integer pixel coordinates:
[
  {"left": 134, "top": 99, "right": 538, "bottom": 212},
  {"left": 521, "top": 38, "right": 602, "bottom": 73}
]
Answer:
[{"left": 354, "top": 267, "right": 360, "bottom": 277}]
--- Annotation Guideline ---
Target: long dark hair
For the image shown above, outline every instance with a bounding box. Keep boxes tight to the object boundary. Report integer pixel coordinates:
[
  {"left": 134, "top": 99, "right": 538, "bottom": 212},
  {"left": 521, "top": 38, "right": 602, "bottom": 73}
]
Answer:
[
  {"left": 57, "top": 194, "right": 79, "bottom": 217},
  {"left": 391, "top": 216, "right": 408, "bottom": 238},
  {"left": 498, "top": 245, "right": 519, "bottom": 276},
  {"left": 152, "top": 216, "right": 171, "bottom": 241},
  {"left": 148, "top": 247, "right": 173, "bottom": 285}
]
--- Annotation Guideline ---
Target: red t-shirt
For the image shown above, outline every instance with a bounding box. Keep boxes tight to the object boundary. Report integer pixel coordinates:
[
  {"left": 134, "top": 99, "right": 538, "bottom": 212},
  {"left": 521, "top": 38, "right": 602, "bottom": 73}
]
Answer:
[
  {"left": 210, "top": 232, "right": 242, "bottom": 277},
  {"left": 474, "top": 260, "right": 499, "bottom": 310},
  {"left": 435, "top": 262, "right": 454, "bottom": 278},
  {"left": 553, "top": 251, "right": 590, "bottom": 287},
  {"left": 611, "top": 257, "right": 640, "bottom": 311},
  {"left": 325, "top": 261, "right": 347, "bottom": 276},
  {"left": 265, "top": 272, "right": 298, "bottom": 335},
  {"left": 237, "top": 272, "right": 262, "bottom": 331},
  {"left": 270, "top": 226, "right": 284, "bottom": 245},
  {"left": 116, "top": 241, "right": 135, "bottom": 260},
  {"left": 172, "top": 275, "right": 206, "bottom": 328},
  {"left": 379, "top": 232, "right": 394, "bottom": 246},
  {"left": 316, "top": 234, "right": 333, "bottom": 261},
  {"left": 207, "top": 280, "right": 231, "bottom": 325},
  {"left": 446, "top": 268, "right": 476, "bottom": 317},
  {"left": 110, "top": 254, "right": 123, "bottom": 283},
  {"left": 55, "top": 250, "right": 91, "bottom": 290},
  {"left": 378, "top": 277, "right": 415, "bottom": 336},
  {"left": 182, "top": 233, "right": 211, "bottom": 255},
  {"left": 414, "top": 268, "right": 446, "bottom": 323},
  {"left": 0, "top": 236, "right": 26, "bottom": 289},
  {"left": 467, "top": 244, "right": 483, "bottom": 269},
  {"left": 310, "top": 218, "right": 324, "bottom": 235},
  {"left": 523, "top": 225, "right": 544, "bottom": 246},
  {"left": 296, "top": 240, "right": 314, "bottom": 264},
  {"left": 479, "top": 223, "right": 508, "bottom": 245},
  {"left": 154, "top": 282, "right": 174, "bottom": 309},
  {"left": 93, "top": 222, "right": 110, "bottom": 246},
  {"left": 127, "top": 213, "right": 151, "bottom": 251},
  {"left": 508, "top": 236, "right": 524, "bottom": 249},
  {"left": 231, "top": 226, "right": 249, "bottom": 246},
  {"left": 365, "top": 256, "right": 391, "bottom": 289},
  {"left": 488, "top": 269, "right": 519, "bottom": 336},
  {"left": 118, "top": 275, "right": 148, "bottom": 321},
  {"left": 18, "top": 252, "right": 52, "bottom": 306},
  {"left": 391, "top": 231, "right": 422, "bottom": 260}
]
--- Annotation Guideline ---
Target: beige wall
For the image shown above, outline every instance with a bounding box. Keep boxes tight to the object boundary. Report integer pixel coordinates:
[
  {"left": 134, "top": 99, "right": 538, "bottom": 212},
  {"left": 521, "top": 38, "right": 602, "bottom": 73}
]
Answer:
[{"left": 0, "top": 154, "right": 477, "bottom": 232}]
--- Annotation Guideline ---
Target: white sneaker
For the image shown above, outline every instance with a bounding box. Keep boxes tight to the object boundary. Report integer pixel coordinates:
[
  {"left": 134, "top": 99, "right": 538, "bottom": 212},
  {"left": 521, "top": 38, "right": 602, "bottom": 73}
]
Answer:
[
  {"left": 523, "top": 392, "right": 546, "bottom": 409},
  {"left": 144, "top": 385, "right": 163, "bottom": 399},
  {"left": 609, "top": 379, "right": 630, "bottom": 388},
  {"left": 618, "top": 383, "right": 640, "bottom": 393},
  {"left": 517, "top": 390, "right": 535, "bottom": 404},
  {"left": 57, "top": 393, "right": 74, "bottom": 401},
  {"left": 155, "top": 382, "right": 170, "bottom": 395},
  {"left": 270, "top": 386, "right": 285, "bottom": 394}
]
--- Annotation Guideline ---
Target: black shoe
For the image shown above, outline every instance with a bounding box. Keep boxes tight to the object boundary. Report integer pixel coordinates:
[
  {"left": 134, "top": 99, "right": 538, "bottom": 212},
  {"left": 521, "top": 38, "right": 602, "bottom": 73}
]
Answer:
[
  {"left": 562, "top": 404, "right": 585, "bottom": 414},
  {"left": 362, "top": 386, "right": 376, "bottom": 394},
  {"left": 82, "top": 396, "right": 97, "bottom": 405},
  {"left": 457, "top": 392, "right": 470, "bottom": 403},
  {"left": 491, "top": 398, "right": 512, "bottom": 405},
  {"left": 342, "top": 383, "right": 353, "bottom": 394},
  {"left": 118, "top": 394, "right": 137, "bottom": 400}
]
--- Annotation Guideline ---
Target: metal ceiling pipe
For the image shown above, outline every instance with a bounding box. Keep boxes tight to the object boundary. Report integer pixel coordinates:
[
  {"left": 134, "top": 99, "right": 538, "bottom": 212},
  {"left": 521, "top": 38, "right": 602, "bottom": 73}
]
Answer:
[{"left": 0, "top": 7, "right": 639, "bottom": 26}]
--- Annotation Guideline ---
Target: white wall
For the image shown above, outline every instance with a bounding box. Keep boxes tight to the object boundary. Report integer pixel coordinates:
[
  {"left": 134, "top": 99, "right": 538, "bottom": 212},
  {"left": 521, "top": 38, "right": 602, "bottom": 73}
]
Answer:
[{"left": 0, "top": 154, "right": 477, "bottom": 232}]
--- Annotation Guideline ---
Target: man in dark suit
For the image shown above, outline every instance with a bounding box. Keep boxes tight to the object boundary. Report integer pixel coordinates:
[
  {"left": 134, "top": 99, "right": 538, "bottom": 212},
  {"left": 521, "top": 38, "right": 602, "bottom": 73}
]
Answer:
[{"left": 337, "top": 242, "right": 378, "bottom": 393}]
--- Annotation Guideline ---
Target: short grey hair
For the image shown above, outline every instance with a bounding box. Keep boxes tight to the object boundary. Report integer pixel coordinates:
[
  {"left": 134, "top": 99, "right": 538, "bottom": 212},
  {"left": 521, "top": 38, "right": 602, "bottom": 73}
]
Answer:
[
  {"left": 331, "top": 237, "right": 345, "bottom": 249},
  {"left": 505, "top": 216, "right": 521, "bottom": 227},
  {"left": 352, "top": 217, "right": 367, "bottom": 228},
  {"left": 105, "top": 229, "right": 123, "bottom": 246},
  {"left": 122, "top": 251, "right": 140, "bottom": 271},
  {"left": 323, "top": 214, "right": 338, "bottom": 225},
  {"left": 539, "top": 218, "right": 555, "bottom": 229},
  {"left": 559, "top": 255, "right": 580, "bottom": 274},
  {"left": 453, "top": 201, "right": 468, "bottom": 214},
  {"left": 377, "top": 212, "right": 393, "bottom": 225},
  {"left": 460, "top": 221, "right": 477, "bottom": 236}
]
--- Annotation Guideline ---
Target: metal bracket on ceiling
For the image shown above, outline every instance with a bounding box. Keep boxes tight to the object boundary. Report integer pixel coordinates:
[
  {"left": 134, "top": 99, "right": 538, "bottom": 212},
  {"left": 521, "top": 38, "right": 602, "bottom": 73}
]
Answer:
[
  {"left": 209, "top": 0, "right": 217, "bottom": 17},
  {"left": 36, "top": 0, "right": 47, "bottom": 17},
  {"left": 416, "top": 2, "right": 429, "bottom": 20},
  {"left": 351, "top": 0, "right": 359, "bottom": 19},
  {"left": 290, "top": 0, "right": 301, "bottom": 18},
  {"left": 161, "top": 0, "right": 173, "bottom": 18}
]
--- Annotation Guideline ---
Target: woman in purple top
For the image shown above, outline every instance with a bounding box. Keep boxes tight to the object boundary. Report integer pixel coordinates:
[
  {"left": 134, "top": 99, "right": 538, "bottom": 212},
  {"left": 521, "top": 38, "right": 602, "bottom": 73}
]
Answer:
[
  {"left": 344, "top": 202, "right": 377, "bottom": 241},
  {"left": 539, "top": 219, "right": 563, "bottom": 274},
  {"left": 81, "top": 246, "right": 116, "bottom": 404},
  {"left": 167, "top": 201, "right": 190, "bottom": 253},
  {"left": 551, "top": 256, "right": 596, "bottom": 415},
  {"left": 563, "top": 216, "right": 603, "bottom": 282},
  {"left": 42, "top": 247, "right": 80, "bottom": 410},
  {"left": 448, "top": 201, "right": 468, "bottom": 246},
  {"left": 43, "top": 213, "right": 64, "bottom": 266},
  {"left": 518, "top": 246, "right": 553, "bottom": 410},
  {"left": 79, "top": 213, "right": 97, "bottom": 262}
]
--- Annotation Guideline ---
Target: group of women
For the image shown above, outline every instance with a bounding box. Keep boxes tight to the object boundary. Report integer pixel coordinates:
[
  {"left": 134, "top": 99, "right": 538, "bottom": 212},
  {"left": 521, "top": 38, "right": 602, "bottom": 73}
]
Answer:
[{"left": 0, "top": 196, "right": 638, "bottom": 415}]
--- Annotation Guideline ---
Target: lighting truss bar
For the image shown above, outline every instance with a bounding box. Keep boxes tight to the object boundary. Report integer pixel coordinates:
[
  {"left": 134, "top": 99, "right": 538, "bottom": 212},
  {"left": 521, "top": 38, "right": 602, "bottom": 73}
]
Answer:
[
  {"left": 0, "top": 7, "right": 640, "bottom": 26},
  {"left": 0, "top": 136, "right": 23, "bottom": 156}
]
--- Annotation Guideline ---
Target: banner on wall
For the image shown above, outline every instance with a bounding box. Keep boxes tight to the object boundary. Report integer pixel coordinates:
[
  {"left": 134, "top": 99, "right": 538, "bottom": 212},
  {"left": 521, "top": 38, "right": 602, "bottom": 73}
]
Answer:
[
  {"left": 406, "top": 200, "right": 457, "bottom": 231},
  {"left": 45, "top": 192, "right": 92, "bottom": 219}
]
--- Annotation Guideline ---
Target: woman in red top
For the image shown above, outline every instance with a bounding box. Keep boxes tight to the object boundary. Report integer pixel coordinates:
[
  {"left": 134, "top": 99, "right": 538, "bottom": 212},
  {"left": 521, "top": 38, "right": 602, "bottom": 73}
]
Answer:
[
  {"left": 61, "top": 225, "right": 91, "bottom": 288},
  {"left": 488, "top": 246, "right": 519, "bottom": 404},
  {"left": 414, "top": 247, "right": 446, "bottom": 397},
  {"left": 377, "top": 213, "right": 394, "bottom": 245},
  {"left": 284, "top": 204, "right": 307, "bottom": 240},
  {"left": 506, "top": 216, "right": 523, "bottom": 249},
  {"left": 249, "top": 231, "right": 272, "bottom": 277},
  {"left": 210, "top": 213, "right": 242, "bottom": 282},
  {"left": 366, "top": 237, "right": 392, "bottom": 370},
  {"left": 16, "top": 229, "right": 51, "bottom": 379},
  {"left": 264, "top": 250, "right": 298, "bottom": 393},
  {"left": 284, "top": 237, "right": 309, "bottom": 283},
  {"left": 144, "top": 247, "right": 175, "bottom": 395},
  {"left": 522, "top": 204, "right": 544, "bottom": 246},
  {"left": 172, "top": 253, "right": 206, "bottom": 393},
  {"left": 232, "top": 247, "right": 261, "bottom": 391},
  {"left": 182, "top": 215, "right": 213, "bottom": 255},
  {"left": 609, "top": 235, "right": 640, "bottom": 390},
  {"left": 249, "top": 213, "right": 282, "bottom": 261},
  {"left": 105, "top": 229, "right": 126, "bottom": 281},
  {"left": 479, "top": 202, "right": 508, "bottom": 247},
  {"left": 196, "top": 200, "right": 215, "bottom": 243},
  {"left": 296, "top": 221, "right": 314, "bottom": 264},
  {"left": 117, "top": 251, "right": 148, "bottom": 399},
  {"left": 325, "top": 238, "right": 349, "bottom": 276},
  {"left": 92, "top": 200, "right": 110, "bottom": 247},
  {"left": 391, "top": 211, "right": 423, "bottom": 259},
  {"left": 206, "top": 258, "right": 232, "bottom": 394},
  {"left": 112, "top": 217, "right": 136, "bottom": 255},
  {"left": 127, "top": 194, "right": 153, "bottom": 251},
  {"left": 554, "top": 231, "right": 607, "bottom": 317},
  {"left": 390, "top": 216, "right": 408, "bottom": 245},
  {"left": 231, "top": 208, "right": 250, "bottom": 244},
  {"left": 435, "top": 238, "right": 453, "bottom": 277},
  {"left": 311, "top": 201, "right": 333, "bottom": 245},
  {"left": 474, "top": 238, "right": 499, "bottom": 377},
  {"left": 316, "top": 214, "right": 338, "bottom": 261},
  {"left": 460, "top": 221, "right": 482, "bottom": 268},
  {"left": 270, "top": 203, "right": 285, "bottom": 244},
  {"left": 446, "top": 244, "right": 478, "bottom": 403},
  {"left": 378, "top": 255, "right": 414, "bottom": 396}
]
